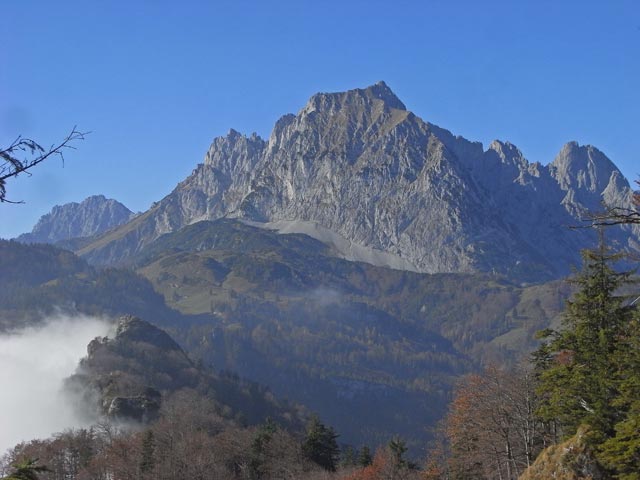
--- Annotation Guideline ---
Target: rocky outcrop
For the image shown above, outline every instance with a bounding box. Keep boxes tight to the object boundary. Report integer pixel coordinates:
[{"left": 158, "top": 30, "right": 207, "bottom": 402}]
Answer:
[
  {"left": 17, "top": 195, "right": 135, "bottom": 244},
  {"left": 65, "top": 315, "right": 308, "bottom": 429},
  {"left": 68, "top": 315, "right": 199, "bottom": 423},
  {"left": 76, "top": 83, "right": 639, "bottom": 280},
  {"left": 519, "top": 426, "right": 606, "bottom": 480},
  {"left": 106, "top": 388, "right": 161, "bottom": 423}
]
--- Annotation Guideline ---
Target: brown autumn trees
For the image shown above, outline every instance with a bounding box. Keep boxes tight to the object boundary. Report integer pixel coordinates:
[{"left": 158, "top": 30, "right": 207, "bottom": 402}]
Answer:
[{"left": 426, "top": 366, "right": 544, "bottom": 480}]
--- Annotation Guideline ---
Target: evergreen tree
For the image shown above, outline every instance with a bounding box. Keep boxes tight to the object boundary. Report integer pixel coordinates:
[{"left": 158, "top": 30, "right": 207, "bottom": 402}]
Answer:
[
  {"left": 340, "top": 445, "right": 357, "bottom": 467},
  {"left": 249, "top": 418, "right": 277, "bottom": 480},
  {"left": 139, "top": 430, "right": 155, "bottom": 477},
  {"left": 2, "top": 459, "right": 50, "bottom": 480},
  {"left": 598, "top": 314, "right": 640, "bottom": 479},
  {"left": 534, "top": 239, "right": 637, "bottom": 456},
  {"left": 301, "top": 416, "right": 340, "bottom": 471},
  {"left": 388, "top": 436, "right": 408, "bottom": 469},
  {"left": 357, "top": 445, "right": 373, "bottom": 467}
]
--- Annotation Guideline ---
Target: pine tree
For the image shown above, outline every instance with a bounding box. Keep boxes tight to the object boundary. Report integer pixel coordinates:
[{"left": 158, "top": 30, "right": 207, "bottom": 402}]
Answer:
[
  {"left": 388, "top": 437, "right": 408, "bottom": 469},
  {"left": 534, "top": 235, "right": 638, "bottom": 469},
  {"left": 249, "top": 418, "right": 277, "bottom": 480},
  {"left": 340, "top": 445, "right": 357, "bottom": 467},
  {"left": 597, "top": 314, "right": 640, "bottom": 479},
  {"left": 2, "top": 459, "right": 50, "bottom": 480},
  {"left": 357, "top": 445, "right": 373, "bottom": 467},
  {"left": 301, "top": 416, "right": 340, "bottom": 471},
  {"left": 139, "top": 430, "right": 155, "bottom": 477}
]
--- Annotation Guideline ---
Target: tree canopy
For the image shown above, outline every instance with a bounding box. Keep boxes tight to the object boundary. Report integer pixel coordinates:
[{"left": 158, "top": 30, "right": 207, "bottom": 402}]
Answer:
[{"left": 534, "top": 237, "right": 640, "bottom": 478}]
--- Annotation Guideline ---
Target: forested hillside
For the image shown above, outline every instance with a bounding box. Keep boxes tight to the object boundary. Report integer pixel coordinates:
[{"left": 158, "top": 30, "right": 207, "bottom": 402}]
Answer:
[
  {"left": 0, "top": 228, "right": 568, "bottom": 452},
  {"left": 424, "top": 235, "right": 640, "bottom": 479}
]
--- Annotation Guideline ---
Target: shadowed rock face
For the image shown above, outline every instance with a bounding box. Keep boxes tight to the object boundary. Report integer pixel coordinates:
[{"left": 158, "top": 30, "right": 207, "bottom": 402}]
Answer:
[
  {"left": 107, "top": 389, "right": 161, "bottom": 423},
  {"left": 65, "top": 316, "right": 308, "bottom": 429},
  {"left": 76, "top": 83, "right": 639, "bottom": 281},
  {"left": 17, "top": 195, "right": 135, "bottom": 244},
  {"left": 68, "top": 315, "right": 199, "bottom": 423}
]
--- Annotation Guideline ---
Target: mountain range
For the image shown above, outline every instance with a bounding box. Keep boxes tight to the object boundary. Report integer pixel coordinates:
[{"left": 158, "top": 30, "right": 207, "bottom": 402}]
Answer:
[
  {"left": 6, "top": 81, "right": 640, "bottom": 453},
  {"left": 31, "top": 81, "right": 637, "bottom": 282}
]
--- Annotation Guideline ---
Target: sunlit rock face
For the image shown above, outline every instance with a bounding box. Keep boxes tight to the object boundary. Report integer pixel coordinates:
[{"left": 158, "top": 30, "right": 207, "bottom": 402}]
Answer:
[
  {"left": 17, "top": 194, "right": 135, "bottom": 244},
  {"left": 77, "top": 82, "right": 639, "bottom": 281}
]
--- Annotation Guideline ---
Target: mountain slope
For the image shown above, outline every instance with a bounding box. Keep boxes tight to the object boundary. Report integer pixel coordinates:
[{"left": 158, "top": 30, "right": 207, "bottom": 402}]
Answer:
[
  {"left": 129, "top": 219, "right": 569, "bottom": 449},
  {"left": 75, "top": 83, "right": 639, "bottom": 280},
  {"left": 16, "top": 195, "right": 135, "bottom": 244},
  {"left": 67, "top": 315, "right": 306, "bottom": 429},
  {"left": 0, "top": 222, "right": 569, "bottom": 450},
  {"left": 0, "top": 239, "right": 183, "bottom": 330}
]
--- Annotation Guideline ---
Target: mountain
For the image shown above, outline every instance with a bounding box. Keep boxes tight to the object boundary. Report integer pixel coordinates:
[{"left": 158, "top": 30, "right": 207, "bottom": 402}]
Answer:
[
  {"left": 0, "top": 229, "right": 568, "bottom": 450},
  {"left": 67, "top": 315, "right": 306, "bottom": 429},
  {"left": 8, "top": 319, "right": 331, "bottom": 479},
  {"left": 128, "top": 218, "right": 569, "bottom": 449},
  {"left": 0, "top": 239, "right": 183, "bottom": 330},
  {"left": 74, "top": 82, "right": 639, "bottom": 281},
  {"left": 16, "top": 194, "right": 135, "bottom": 244}
]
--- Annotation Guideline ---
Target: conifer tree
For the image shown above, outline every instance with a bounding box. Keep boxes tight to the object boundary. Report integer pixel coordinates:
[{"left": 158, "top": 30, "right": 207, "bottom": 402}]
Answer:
[
  {"left": 249, "top": 418, "right": 277, "bottom": 480},
  {"left": 357, "top": 445, "right": 373, "bottom": 467},
  {"left": 139, "top": 430, "right": 155, "bottom": 476},
  {"left": 2, "top": 459, "right": 50, "bottom": 480},
  {"left": 597, "top": 313, "right": 640, "bottom": 479},
  {"left": 535, "top": 238, "right": 635, "bottom": 441},
  {"left": 301, "top": 416, "right": 340, "bottom": 471}
]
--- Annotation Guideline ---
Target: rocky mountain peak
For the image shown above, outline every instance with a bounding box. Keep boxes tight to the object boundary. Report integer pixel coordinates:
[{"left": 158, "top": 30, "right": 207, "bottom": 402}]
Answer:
[
  {"left": 365, "top": 80, "right": 407, "bottom": 109},
  {"left": 303, "top": 81, "right": 407, "bottom": 116},
  {"left": 550, "top": 142, "right": 623, "bottom": 193},
  {"left": 205, "top": 129, "right": 266, "bottom": 164},
  {"left": 86, "top": 315, "right": 186, "bottom": 359},
  {"left": 548, "top": 142, "right": 630, "bottom": 214},
  {"left": 16, "top": 195, "right": 135, "bottom": 244},
  {"left": 114, "top": 315, "right": 183, "bottom": 352},
  {"left": 74, "top": 83, "right": 640, "bottom": 281},
  {"left": 487, "top": 140, "right": 527, "bottom": 166}
]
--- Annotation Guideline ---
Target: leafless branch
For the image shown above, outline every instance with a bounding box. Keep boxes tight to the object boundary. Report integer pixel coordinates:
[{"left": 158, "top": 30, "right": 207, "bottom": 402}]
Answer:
[
  {"left": 0, "top": 126, "right": 89, "bottom": 203},
  {"left": 586, "top": 207, "right": 640, "bottom": 227},
  {"left": 572, "top": 179, "right": 640, "bottom": 228}
]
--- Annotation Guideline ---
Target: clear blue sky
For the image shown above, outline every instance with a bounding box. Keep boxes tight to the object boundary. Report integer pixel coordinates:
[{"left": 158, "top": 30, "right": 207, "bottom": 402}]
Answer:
[{"left": 1, "top": 0, "right": 638, "bottom": 239}]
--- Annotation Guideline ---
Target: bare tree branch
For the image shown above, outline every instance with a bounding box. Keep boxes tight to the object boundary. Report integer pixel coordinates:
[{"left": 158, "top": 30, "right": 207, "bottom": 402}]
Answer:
[
  {"left": 0, "top": 127, "right": 89, "bottom": 203},
  {"left": 573, "top": 179, "right": 640, "bottom": 228}
]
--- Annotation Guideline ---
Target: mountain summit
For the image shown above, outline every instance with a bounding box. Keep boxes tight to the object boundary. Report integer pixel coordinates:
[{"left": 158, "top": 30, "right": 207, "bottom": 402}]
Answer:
[
  {"left": 75, "top": 83, "right": 639, "bottom": 280},
  {"left": 17, "top": 195, "right": 135, "bottom": 244}
]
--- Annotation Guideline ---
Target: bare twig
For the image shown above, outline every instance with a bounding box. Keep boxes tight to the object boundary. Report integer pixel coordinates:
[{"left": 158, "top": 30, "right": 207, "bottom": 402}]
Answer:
[
  {"left": 571, "top": 179, "right": 640, "bottom": 228},
  {"left": 0, "top": 127, "right": 89, "bottom": 203}
]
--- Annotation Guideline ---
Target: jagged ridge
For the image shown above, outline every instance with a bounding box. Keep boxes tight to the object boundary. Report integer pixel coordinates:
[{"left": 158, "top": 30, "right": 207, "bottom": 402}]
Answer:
[
  {"left": 17, "top": 195, "right": 135, "bottom": 244},
  {"left": 75, "top": 83, "right": 639, "bottom": 280}
]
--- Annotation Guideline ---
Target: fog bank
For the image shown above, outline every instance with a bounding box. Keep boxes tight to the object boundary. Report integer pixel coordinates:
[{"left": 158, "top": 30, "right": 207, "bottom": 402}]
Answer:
[{"left": 0, "top": 315, "right": 112, "bottom": 455}]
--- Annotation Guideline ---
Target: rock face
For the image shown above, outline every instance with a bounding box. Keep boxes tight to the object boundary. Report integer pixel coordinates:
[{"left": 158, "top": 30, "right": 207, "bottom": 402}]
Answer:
[
  {"left": 17, "top": 195, "right": 135, "bottom": 244},
  {"left": 106, "top": 389, "right": 161, "bottom": 423},
  {"left": 519, "top": 426, "right": 606, "bottom": 480},
  {"left": 66, "top": 315, "right": 308, "bottom": 429},
  {"left": 69, "top": 315, "right": 198, "bottom": 423},
  {"left": 77, "top": 82, "right": 639, "bottom": 280}
]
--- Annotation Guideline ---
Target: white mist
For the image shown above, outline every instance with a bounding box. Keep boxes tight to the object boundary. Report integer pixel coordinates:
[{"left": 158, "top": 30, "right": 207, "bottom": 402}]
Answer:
[{"left": 0, "top": 315, "right": 111, "bottom": 455}]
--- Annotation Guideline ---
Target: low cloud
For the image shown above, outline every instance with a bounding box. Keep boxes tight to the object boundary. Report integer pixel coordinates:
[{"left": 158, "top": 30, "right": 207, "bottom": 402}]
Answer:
[
  {"left": 0, "top": 315, "right": 112, "bottom": 455},
  {"left": 306, "top": 286, "right": 343, "bottom": 306}
]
